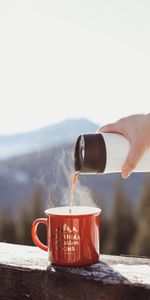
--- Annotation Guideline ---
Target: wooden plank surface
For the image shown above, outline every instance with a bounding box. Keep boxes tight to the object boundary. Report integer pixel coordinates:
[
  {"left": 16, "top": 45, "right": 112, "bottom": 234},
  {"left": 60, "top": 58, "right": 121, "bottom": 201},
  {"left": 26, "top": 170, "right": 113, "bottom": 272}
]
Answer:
[{"left": 0, "top": 242, "right": 150, "bottom": 300}]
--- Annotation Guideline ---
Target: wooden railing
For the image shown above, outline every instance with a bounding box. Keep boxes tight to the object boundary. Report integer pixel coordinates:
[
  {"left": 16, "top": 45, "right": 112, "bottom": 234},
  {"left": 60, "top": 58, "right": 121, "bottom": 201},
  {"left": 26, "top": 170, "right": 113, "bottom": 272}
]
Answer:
[{"left": 0, "top": 242, "right": 149, "bottom": 300}]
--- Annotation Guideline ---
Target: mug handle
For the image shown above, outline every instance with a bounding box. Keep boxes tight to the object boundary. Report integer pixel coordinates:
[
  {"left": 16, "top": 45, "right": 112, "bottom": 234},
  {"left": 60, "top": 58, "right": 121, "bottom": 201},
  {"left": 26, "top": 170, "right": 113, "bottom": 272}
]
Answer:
[{"left": 31, "top": 218, "right": 48, "bottom": 252}]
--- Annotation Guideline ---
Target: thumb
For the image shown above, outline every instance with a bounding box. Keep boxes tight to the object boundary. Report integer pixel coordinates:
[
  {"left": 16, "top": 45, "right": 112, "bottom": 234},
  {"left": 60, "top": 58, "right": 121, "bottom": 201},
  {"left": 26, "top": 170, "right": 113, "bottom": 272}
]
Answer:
[
  {"left": 97, "top": 122, "right": 119, "bottom": 133},
  {"left": 121, "top": 144, "right": 144, "bottom": 178}
]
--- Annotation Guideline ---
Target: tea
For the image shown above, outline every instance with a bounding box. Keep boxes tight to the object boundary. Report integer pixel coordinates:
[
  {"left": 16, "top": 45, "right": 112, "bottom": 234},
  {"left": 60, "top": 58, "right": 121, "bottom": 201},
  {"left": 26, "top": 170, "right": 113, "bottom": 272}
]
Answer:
[
  {"left": 32, "top": 205, "right": 101, "bottom": 266},
  {"left": 69, "top": 172, "right": 79, "bottom": 214}
]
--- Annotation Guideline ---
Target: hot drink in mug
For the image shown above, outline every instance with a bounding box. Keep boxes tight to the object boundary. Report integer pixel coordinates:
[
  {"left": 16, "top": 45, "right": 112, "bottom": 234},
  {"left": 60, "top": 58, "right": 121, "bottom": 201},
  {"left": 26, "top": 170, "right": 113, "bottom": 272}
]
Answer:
[{"left": 31, "top": 206, "right": 101, "bottom": 266}]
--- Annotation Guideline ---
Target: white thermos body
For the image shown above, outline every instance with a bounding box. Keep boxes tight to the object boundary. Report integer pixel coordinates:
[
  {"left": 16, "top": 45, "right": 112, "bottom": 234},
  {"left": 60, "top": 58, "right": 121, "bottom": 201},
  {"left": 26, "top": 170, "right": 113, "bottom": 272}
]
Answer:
[{"left": 74, "top": 133, "right": 150, "bottom": 174}]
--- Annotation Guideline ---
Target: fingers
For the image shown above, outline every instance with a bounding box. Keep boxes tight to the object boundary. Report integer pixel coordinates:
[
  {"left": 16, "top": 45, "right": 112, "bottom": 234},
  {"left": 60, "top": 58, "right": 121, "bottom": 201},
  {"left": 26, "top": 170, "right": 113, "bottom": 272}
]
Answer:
[{"left": 121, "top": 144, "right": 145, "bottom": 178}]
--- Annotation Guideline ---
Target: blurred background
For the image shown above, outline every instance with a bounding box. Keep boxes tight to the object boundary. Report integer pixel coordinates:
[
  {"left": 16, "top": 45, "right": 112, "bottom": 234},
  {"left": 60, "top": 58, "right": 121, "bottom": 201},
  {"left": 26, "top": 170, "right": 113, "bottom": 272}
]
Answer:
[{"left": 0, "top": 0, "right": 150, "bottom": 256}]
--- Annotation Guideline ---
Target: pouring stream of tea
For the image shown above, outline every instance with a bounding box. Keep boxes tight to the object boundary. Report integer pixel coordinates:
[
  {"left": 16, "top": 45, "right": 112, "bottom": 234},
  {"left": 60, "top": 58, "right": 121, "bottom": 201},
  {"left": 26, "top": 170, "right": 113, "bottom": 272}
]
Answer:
[{"left": 69, "top": 172, "right": 79, "bottom": 214}]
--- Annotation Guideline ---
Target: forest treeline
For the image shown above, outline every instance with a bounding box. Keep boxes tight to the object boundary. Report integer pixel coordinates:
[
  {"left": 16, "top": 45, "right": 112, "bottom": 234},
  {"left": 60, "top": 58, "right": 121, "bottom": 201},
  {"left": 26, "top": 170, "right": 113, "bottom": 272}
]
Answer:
[{"left": 0, "top": 179, "right": 149, "bottom": 257}]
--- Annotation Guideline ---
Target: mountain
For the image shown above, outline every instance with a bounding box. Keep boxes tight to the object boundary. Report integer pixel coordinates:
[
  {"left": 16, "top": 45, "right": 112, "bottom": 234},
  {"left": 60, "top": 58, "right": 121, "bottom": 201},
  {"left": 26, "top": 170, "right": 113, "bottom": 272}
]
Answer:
[
  {"left": 0, "top": 118, "right": 98, "bottom": 159},
  {"left": 0, "top": 141, "right": 149, "bottom": 217},
  {"left": 0, "top": 118, "right": 149, "bottom": 217},
  {"left": 0, "top": 118, "right": 98, "bottom": 214}
]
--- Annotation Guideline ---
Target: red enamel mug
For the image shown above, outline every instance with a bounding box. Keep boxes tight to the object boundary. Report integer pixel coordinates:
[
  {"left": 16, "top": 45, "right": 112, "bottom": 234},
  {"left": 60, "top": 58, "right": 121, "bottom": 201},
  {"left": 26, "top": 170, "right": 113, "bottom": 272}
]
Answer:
[{"left": 31, "top": 206, "right": 101, "bottom": 266}]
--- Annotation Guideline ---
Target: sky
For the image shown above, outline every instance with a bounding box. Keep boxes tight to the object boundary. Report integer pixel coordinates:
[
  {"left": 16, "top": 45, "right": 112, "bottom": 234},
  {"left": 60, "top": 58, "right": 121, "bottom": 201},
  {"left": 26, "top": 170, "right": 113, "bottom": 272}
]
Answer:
[{"left": 0, "top": 0, "right": 150, "bottom": 134}]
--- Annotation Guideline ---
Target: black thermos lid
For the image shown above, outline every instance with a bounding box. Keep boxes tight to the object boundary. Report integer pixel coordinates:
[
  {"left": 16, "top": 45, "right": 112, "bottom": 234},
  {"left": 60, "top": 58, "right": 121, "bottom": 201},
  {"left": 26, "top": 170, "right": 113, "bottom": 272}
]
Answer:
[{"left": 74, "top": 133, "right": 106, "bottom": 174}]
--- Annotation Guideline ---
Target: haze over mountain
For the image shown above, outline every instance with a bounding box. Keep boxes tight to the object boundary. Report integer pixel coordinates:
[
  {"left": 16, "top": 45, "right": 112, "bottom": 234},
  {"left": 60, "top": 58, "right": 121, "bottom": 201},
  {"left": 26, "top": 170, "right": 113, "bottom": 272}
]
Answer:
[{"left": 0, "top": 118, "right": 98, "bottom": 159}]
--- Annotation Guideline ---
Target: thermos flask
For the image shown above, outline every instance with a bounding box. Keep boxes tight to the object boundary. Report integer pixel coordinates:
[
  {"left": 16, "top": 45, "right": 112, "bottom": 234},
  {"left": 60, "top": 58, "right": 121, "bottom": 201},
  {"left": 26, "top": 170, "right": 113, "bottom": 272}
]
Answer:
[{"left": 74, "top": 133, "right": 150, "bottom": 174}]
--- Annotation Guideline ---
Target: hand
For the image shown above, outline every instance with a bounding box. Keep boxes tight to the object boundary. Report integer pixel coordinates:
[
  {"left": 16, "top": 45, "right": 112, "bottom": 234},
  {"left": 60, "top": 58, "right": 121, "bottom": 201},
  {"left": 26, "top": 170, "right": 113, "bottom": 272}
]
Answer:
[{"left": 97, "top": 114, "right": 150, "bottom": 178}]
